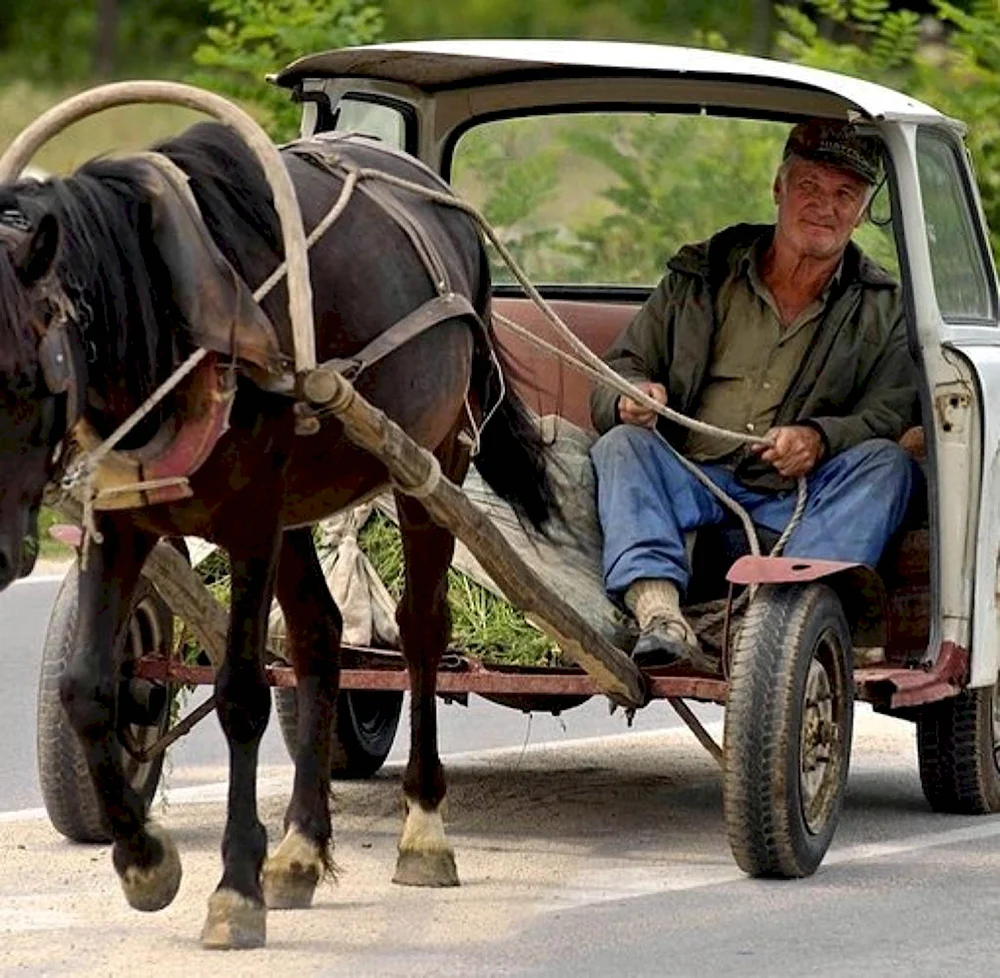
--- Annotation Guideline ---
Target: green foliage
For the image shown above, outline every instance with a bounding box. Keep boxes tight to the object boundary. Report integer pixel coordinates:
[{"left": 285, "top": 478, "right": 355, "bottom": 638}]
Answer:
[
  {"left": 0, "top": 0, "right": 208, "bottom": 82},
  {"left": 356, "top": 512, "right": 558, "bottom": 666},
  {"left": 557, "top": 117, "right": 786, "bottom": 283},
  {"left": 189, "top": 0, "right": 383, "bottom": 140},
  {"left": 776, "top": 1, "right": 923, "bottom": 72},
  {"left": 377, "top": 0, "right": 777, "bottom": 55},
  {"left": 452, "top": 111, "right": 899, "bottom": 288}
]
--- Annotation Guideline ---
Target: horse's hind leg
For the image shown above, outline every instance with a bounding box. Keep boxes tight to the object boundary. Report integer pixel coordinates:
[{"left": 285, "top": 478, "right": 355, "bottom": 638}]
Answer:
[
  {"left": 59, "top": 521, "right": 182, "bottom": 912},
  {"left": 393, "top": 480, "right": 464, "bottom": 887},
  {"left": 200, "top": 522, "right": 281, "bottom": 950},
  {"left": 262, "top": 526, "right": 341, "bottom": 909}
]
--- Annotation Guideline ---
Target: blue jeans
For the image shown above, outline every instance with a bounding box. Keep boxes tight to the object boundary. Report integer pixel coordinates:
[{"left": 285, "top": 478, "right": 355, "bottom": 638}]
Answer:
[{"left": 590, "top": 426, "right": 915, "bottom": 598}]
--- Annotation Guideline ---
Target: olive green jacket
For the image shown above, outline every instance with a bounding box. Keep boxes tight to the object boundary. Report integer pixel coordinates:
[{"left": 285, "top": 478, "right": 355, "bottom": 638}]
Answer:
[{"left": 589, "top": 223, "right": 919, "bottom": 491}]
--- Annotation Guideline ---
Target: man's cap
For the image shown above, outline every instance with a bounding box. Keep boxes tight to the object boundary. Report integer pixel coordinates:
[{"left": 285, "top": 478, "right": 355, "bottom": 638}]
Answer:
[{"left": 783, "top": 119, "right": 882, "bottom": 185}]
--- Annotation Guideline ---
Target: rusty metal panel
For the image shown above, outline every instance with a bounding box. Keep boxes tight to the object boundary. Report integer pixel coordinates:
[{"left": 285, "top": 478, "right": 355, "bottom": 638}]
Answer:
[{"left": 726, "top": 555, "right": 861, "bottom": 585}]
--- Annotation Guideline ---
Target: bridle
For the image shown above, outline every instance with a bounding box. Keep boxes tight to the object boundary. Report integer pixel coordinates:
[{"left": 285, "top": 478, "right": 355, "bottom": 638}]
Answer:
[{"left": 0, "top": 206, "right": 87, "bottom": 456}]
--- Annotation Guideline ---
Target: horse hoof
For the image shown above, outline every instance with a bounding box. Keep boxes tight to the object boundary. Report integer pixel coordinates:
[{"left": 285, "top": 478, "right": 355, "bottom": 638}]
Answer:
[
  {"left": 393, "top": 797, "right": 459, "bottom": 886},
  {"left": 262, "top": 827, "right": 326, "bottom": 909},
  {"left": 118, "top": 822, "right": 182, "bottom": 912},
  {"left": 392, "top": 847, "right": 460, "bottom": 887},
  {"left": 201, "top": 889, "right": 266, "bottom": 950}
]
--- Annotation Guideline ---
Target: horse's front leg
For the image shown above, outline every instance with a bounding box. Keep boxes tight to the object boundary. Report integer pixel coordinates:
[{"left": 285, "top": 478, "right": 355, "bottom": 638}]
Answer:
[
  {"left": 393, "top": 491, "right": 460, "bottom": 887},
  {"left": 262, "top": 526, "right": 341, "bottom": 909},
  {"left": 59, "top": 520, "right": 181, "bottom": 911},
  {"left": 200, "top": 520, "right": 281, "bottom": 950}
]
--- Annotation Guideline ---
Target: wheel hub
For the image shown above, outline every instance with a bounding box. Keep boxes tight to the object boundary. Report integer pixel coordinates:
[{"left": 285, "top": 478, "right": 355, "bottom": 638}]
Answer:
[{"left": 800, "top": 655, "right": 837, "bottom": 834}]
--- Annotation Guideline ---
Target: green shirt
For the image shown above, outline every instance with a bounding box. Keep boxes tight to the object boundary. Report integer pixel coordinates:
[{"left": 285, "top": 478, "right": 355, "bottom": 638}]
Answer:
[{"left": 682, "top": 241, "right": 841, "bottom": 463}]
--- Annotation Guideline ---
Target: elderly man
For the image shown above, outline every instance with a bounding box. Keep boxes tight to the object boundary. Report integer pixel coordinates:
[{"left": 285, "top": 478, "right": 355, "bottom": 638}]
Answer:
[{"left": 589, "top": 119, "right": 918, "bottom": 667}]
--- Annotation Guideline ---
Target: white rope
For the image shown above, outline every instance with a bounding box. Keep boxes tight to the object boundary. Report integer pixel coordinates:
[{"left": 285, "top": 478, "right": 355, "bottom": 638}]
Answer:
[{"left": 69, "top": 147, "right": 811, "bottom": 570}]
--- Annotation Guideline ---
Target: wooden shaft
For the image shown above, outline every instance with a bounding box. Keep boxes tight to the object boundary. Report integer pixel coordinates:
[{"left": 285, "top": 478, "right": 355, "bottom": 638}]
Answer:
[{"left": 51, "top": 367, "right": 647, "bottom": 707}]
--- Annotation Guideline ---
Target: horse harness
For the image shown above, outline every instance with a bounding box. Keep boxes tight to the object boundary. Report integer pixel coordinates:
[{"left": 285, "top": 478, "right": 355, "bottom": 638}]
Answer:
[{"left": 14, "top": 135, "right": 490, "bottom": 517}]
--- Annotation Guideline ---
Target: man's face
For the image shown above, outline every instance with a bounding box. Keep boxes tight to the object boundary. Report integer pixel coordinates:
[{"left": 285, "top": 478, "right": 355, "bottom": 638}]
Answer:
[{"left": 773, "top": 156, "right": 871, "bottom": 261}]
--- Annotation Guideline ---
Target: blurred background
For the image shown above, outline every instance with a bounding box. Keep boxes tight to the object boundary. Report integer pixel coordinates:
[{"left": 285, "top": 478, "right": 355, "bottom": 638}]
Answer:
[{"left": 3, "top": 0, "right": 997, "bottom": 569}]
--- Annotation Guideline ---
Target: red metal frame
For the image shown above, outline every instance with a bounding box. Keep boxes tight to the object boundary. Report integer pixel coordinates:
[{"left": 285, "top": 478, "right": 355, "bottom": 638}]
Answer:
[
  {"left": 131, "top": 641, "right": 968, "bottom": 712},
  {"left": 132, "top": 649, "right": 731, "bottom": 704}
]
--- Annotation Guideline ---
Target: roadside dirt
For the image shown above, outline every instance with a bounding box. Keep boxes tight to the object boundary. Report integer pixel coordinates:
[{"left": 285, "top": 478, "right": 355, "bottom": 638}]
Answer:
[{"left": 0, "top": 712, "right": 921, "bottom": 977}]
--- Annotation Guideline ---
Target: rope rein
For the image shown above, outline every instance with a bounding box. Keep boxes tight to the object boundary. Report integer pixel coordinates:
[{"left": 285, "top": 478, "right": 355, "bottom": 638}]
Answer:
[{"left": 67, "top": 145, "right": 809, "bottom": 576}]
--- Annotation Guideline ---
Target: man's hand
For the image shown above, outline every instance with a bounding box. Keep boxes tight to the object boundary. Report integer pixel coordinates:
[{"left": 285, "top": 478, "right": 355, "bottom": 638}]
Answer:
[
  {"left": 618, "top": 381, "right": 667, "bottom": 429},
  {"left": 752, "top": 425, "right": 825, "bottom": 478}
]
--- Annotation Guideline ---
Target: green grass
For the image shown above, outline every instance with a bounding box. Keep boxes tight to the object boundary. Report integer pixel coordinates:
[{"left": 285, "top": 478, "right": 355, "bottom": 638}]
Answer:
[
  {"left": 352, "top": 511, "right": 559, "bottom": 666},
  {"left": 170, "top": 511, "right": 556, "bottom": 668},
  {"left": 0, "top": 80, "right": 226, "bottom": 175}
]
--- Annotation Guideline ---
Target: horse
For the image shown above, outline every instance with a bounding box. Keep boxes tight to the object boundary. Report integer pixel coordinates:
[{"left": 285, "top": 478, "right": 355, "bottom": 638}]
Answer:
[{"left": 0, "top": 121, "right": 557, "bottom": 948}]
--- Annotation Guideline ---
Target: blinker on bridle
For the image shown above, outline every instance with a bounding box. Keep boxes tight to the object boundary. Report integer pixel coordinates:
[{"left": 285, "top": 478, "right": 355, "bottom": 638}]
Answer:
[
  {"left": 0, "top": 207, "right": 32, "bottom": 233},
  {"left": 0, "top": 205, "right": 84, "bottom": 427}
]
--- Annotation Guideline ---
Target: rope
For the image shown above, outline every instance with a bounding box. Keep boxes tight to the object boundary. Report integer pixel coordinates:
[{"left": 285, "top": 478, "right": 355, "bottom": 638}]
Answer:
[
  {"left": 330, "top": 162, "right": 813, "bottom": 567},
  {"left": 68, "top": 144, "right": 811, "bottom": 582},
  {"left": 391, "top": 453, "right": 442, "bottom": 499}
]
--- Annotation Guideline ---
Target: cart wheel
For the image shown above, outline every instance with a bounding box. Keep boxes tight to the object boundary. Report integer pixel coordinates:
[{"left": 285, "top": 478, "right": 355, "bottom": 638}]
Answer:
[
  {"left": 916, "top": 684, "right": 1000, "bottom": 814},
  {"left": 37, "top": 562, "right": 175, "bottom": 843},
  {"left": 274, "top": 686, "right": 402, "bottom": 779},
  {"left": 723, "top": 582, "right": 854, "bottom": 878}
]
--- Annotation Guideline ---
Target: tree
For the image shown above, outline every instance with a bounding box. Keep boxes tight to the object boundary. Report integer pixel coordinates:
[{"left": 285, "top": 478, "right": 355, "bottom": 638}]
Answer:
[
  {"left": 93, "top": 0, "right": 118, "bottom": 78},
  {"left": 776, "top": 0, "right": 1000, "bottom": 256},
  {"left": 190, "top": 0, "right": 383, "bottom": 139}
]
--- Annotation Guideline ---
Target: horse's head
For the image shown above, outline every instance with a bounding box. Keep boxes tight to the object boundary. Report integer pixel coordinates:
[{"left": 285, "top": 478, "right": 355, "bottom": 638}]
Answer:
[{"left": 0, "top": 208, "right": 68, "bottom": 588}]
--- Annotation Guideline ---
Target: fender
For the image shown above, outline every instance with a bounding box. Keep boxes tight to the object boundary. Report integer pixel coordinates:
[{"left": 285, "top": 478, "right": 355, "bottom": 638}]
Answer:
[{"left": 727, "top": 554, "right": 888, "bottom": 647}]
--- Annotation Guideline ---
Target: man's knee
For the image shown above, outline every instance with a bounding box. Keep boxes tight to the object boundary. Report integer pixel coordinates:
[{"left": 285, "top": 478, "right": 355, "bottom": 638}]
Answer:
[
  {"left": 590, "top": 423, "right": 658, "bottom": 469},
  {"left": 838, "top": 438, "right": 914, "bottom": 493}
]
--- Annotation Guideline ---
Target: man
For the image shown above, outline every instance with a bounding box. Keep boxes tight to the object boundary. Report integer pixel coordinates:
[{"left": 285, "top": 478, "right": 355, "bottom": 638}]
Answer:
[{"left": 589, "top": 118, "right": 918, "bottom": 667}]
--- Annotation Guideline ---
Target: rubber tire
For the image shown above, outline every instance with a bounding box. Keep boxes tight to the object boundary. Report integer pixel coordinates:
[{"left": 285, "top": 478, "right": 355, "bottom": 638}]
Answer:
[
  {"left": 917, "top": 686, "right": 1000, "bottom": 814},
  {"left": 36, "top": 562, "right": 175, "bottom": 843},
  {"left": 274, "top": 686, "right": 403, "bottom": 779},
  {"left": 723, "top": 582, "right": 854, "bottom": 878}
]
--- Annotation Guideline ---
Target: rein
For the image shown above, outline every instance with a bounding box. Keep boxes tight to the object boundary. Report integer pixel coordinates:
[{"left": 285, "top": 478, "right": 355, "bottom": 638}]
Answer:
[{"left": 45, "top": 135, "right": 807, "bottom": 568}]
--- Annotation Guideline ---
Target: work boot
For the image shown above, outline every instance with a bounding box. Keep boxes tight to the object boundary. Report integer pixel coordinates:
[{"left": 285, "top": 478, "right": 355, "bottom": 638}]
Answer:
[
  {"left": 624, "top": 578, "right": 701, "bottom": 669},
  {"left": 632, "top": 614, "right": 700, "bottom": 668}
]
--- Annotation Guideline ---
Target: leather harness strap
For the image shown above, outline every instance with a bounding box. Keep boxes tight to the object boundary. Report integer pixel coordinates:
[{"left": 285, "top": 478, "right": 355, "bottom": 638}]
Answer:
[
  {"left": 291, "top": 141, "right": 454, "bottom": 295},
  {"left": 287, "top": 138, "right": 487, "bottom": 386},
  {"left": 320, "top": 292, "right": 478, "bottom": 381}
]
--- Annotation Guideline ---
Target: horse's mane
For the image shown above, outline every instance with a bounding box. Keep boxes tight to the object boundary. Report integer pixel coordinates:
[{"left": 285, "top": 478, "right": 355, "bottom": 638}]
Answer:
[
  {"left": 1, "top": 122, "right": 282, "bottom": 418},
  {"left": 8, "top": 164, "right": 182, "bottom": 415},
  {"left": 154, "top": 122, "right": 283, "bottom": 283}
]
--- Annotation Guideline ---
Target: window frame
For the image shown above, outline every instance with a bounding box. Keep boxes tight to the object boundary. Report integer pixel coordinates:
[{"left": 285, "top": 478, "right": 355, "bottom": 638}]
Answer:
[{"left": 915, "top": 125, "right": 998, "bottom": 329}]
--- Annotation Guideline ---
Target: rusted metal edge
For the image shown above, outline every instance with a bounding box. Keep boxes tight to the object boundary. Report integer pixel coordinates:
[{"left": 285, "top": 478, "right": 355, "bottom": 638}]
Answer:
[
  {"left": 132, "top": 658, "right": 728, "bottom": 704},
  {"left": 855, "top": 640, "right": 968, "bottom": 709}
]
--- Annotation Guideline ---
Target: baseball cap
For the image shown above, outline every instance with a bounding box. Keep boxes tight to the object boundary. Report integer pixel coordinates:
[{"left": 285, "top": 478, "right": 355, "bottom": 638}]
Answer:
[{"left": 783, "top": 119, "right": 882, "bottom": 185}]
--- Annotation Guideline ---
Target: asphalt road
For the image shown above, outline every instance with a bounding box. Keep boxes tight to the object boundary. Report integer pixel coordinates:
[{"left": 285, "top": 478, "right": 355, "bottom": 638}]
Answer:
[{"left": 4, "top": 569, "right": 1000, "bottom": 976}]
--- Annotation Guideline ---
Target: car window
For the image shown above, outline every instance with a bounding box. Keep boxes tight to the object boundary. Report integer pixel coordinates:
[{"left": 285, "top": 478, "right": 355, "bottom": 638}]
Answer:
[
  {"left": 449, "top": 112, "right": 899, "bottom": 288},
  {"left": 331, "top": 96, "right": 407, "bottom": 149},
  {"left": 916, "top": 128, "right": 995, "bottom": 324}
]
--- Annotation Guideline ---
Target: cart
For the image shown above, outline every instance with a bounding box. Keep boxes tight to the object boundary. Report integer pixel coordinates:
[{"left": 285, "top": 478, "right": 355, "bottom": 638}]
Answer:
[{"left": 25, "top": 40, "right": 1000, "bottom": 880}]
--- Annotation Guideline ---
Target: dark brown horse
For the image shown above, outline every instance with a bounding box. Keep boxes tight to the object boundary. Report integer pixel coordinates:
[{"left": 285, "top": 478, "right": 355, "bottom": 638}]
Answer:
[{"left": 0, "top": 123, "right": 556, "bottom": 948}]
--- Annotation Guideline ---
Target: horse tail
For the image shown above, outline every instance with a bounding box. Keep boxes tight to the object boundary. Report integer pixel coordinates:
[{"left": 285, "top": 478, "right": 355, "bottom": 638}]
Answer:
[{"left": 468, "top": 292, "right": 560, "bottom": 535}]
